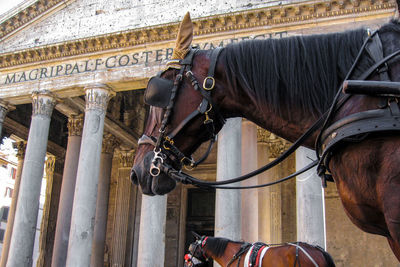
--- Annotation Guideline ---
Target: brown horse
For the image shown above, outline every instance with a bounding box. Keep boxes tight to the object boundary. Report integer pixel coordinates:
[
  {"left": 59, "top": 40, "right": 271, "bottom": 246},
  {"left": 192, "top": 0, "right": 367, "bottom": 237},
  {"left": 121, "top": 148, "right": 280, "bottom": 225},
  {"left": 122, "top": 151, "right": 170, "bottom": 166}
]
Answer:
[
  {"left": 131, "top": 12, "right": 400, "bottom": 260},
  {"left": 184, "top": 234, "right": 335, "bottom": 267}
]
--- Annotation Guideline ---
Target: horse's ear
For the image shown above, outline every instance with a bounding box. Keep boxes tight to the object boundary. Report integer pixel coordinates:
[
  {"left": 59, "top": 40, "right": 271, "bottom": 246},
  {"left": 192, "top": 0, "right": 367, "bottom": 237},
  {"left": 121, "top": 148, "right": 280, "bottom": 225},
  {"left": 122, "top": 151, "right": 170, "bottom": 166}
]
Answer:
[
  {"left": 191, "top": 231, "right": 201, "bottom": 240},
  {"left": 171, "top": 12, "right": 193, "bottom": 60}
]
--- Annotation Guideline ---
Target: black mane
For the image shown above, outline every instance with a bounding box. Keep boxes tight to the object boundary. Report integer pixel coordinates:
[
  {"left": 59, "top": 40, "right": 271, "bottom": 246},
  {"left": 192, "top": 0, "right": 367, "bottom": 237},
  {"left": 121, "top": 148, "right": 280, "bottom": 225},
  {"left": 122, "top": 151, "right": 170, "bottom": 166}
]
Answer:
[
  {"left": 205, "top": 237, "right": 244, "bottom": 257},
  {"left": 220, "top": 22, "right": 395, "bottom": 117}
]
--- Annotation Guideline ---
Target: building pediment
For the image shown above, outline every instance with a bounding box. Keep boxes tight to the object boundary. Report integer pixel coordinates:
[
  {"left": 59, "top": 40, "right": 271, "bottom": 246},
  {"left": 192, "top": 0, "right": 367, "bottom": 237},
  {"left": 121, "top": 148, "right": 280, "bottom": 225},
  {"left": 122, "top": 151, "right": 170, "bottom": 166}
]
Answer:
[{"left": 0, "top": 0, "right": 76, "bottom": 46}]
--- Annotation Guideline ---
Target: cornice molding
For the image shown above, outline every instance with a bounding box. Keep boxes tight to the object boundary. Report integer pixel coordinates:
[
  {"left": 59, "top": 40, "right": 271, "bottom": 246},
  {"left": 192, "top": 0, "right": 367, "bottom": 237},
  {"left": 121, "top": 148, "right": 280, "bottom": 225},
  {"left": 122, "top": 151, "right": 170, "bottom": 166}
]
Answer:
[
  {"left": 0, "top": 0, "right": 71, "bottom": 40},
  {"left": 0, "top": 0, "right": 395, "bottom": 69}
]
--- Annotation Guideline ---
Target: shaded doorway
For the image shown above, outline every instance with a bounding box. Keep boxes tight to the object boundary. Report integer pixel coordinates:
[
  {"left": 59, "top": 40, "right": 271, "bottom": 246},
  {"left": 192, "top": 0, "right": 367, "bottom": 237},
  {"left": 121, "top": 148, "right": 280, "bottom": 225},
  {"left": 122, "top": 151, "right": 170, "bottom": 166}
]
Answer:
[{"left": 185, "top": 188, "right": 215, "bottom": 267}]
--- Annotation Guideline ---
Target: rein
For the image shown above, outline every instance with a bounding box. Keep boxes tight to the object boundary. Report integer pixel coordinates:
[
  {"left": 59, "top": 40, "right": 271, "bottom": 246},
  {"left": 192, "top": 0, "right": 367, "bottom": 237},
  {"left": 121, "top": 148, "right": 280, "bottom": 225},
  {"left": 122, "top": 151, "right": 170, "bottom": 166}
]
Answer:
[{"left": 140, "top": 29, "right": 400, "bottom": 189}]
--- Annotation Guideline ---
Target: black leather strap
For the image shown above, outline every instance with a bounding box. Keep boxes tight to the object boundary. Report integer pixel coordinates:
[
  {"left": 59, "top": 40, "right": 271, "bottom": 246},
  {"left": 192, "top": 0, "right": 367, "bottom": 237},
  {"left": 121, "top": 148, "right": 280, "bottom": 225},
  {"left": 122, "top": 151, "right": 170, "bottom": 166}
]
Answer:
[
  {"left": 366, "top": 33, "right": 390, "bottom": 81},
  {"left": 203, "top": 47, "right": 223, "bottom": 89}
]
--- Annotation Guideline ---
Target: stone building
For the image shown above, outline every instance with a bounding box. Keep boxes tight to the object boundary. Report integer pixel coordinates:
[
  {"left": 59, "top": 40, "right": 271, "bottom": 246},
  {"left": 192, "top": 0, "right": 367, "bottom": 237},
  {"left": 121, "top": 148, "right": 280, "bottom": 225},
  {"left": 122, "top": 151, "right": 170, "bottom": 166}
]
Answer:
[{"left": 0, "top": 0, "right": 399, "bottom": 266}]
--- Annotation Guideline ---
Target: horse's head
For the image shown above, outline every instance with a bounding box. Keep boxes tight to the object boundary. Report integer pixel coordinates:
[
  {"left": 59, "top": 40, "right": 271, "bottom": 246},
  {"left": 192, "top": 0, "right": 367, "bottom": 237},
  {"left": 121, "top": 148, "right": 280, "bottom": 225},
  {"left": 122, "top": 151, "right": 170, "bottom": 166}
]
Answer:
[
  {"left": 186, "top": 232, "right": 210, "bottom": 266},
  {"left": 131, "top": 12, "right": 226, "bottom": 195}
]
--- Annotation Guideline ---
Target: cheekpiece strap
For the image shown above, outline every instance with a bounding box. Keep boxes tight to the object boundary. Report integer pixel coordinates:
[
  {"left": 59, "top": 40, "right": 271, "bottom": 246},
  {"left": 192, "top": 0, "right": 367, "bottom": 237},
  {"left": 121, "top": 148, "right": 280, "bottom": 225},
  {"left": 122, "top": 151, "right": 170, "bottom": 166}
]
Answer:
[{"left": 203, "top": 47, "right": 223, "bottom": 90}]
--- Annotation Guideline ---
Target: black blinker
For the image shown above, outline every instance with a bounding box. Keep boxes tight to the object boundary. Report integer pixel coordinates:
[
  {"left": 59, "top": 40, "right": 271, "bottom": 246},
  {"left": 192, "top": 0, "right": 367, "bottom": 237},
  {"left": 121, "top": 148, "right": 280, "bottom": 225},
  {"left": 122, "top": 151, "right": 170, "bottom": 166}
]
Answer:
[{"left": 144, "top": 76, "right": 174, "bottom": 108}]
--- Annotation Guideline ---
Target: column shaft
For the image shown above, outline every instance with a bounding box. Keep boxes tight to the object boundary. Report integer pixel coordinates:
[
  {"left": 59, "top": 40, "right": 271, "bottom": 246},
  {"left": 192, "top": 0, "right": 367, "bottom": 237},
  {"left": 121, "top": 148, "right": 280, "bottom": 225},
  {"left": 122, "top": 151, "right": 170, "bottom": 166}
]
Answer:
[
  {"left": 66, "top": 86, "right": 113, "bottom": 267},
  {"left": 241, "top": 120, "right": 258, "bottom": 242},
  {"left": 214, "top": 118, "right": 242, "bottom": 247},
  {"left": 296, "top": 147, "right": 326, "bottom": 248},
  {"left": 109, "top": 150, "right": 135, "bottom": 267},
  {"left": 137, "top": 195, "right": 167, "bottom": 267},
  {"left": 90, "top": 134, "right": 119, "bottom": 267},
  {"left": 6, "top": 91, "right": 56, "bottom": 267},
  {"left": 51, "top": 115, "right": 83, "bottom": 267},
  {"left": 36, "top": 155, "right": 56, "bottom": 267},
  {"left": 0, "top": 141, "right": 26, "bottom": 267}
]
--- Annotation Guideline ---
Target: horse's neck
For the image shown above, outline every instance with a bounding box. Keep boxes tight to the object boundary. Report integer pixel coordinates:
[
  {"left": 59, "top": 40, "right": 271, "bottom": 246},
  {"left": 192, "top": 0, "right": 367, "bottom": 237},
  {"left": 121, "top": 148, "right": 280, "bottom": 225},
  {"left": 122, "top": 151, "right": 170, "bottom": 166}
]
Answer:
[
  {"left": 219, "top": 85, "right": 319, "bottom": 147},
  {"left": 205, "top": 242, "right": 243, "bottom": 267}
]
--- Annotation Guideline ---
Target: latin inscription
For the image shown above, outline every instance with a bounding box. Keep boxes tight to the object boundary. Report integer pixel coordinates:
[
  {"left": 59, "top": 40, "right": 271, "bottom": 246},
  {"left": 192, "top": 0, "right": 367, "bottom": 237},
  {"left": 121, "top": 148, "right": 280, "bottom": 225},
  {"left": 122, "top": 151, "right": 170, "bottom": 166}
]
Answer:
[{"left": 2, "top": 32, "right": 287, "bottom": 85}]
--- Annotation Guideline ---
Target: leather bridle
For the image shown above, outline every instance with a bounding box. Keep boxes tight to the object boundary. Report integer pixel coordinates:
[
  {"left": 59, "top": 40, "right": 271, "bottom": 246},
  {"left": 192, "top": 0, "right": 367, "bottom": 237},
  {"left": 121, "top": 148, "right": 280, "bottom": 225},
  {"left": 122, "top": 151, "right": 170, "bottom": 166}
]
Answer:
[{"left": 138, "top": 47, "right": 225, "bottom": 177}]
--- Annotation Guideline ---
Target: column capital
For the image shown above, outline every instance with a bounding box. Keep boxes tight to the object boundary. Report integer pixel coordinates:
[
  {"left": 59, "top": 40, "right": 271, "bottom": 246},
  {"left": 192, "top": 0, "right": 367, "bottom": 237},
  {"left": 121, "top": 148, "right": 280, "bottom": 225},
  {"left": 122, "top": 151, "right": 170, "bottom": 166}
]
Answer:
[
  {"left": 257, "top": 128, "right": 290, "bottom": 158},
  {"left": 102, "top": 133, "right": 120, "bottom": 154},
  {"left": 116, "top": 149, "right": 135, "bottom": 168},
  {"left": 67, "top": 114, "right": 84, "bottom": 137},
  {"left": 257, "top": 127, "right": 271, "bottom": 144},
  {"left": 0, "top": 99, "right": 15, "bottom": 124},
  {"left": 84, "top": 84, "right": 115, "bottom": 112},
  {"left": 31, "top": 90, "right": 57, "bottom": 117},
  {"left": 45, "top": 155, "right": 56, "bottom": 178},
  {"left": 268, "top": 139, "right": 290, "bottom": 159},
  {"left": 16, "top": 141, "right": 27, "bottom": 160}
]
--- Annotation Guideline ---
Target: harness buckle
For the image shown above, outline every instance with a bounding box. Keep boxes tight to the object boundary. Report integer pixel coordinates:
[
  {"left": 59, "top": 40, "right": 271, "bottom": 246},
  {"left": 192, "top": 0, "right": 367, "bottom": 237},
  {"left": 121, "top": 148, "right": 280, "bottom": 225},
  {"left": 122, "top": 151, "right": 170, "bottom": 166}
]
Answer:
[
  {"left": 163, "top": 136, "right": 174, "bottom": 150},
  {"left": 203, "top": 76, "right": 215, "bottom": 90},
  {"left": 182, "top": 157, "right": 195, "bottom": 171}
]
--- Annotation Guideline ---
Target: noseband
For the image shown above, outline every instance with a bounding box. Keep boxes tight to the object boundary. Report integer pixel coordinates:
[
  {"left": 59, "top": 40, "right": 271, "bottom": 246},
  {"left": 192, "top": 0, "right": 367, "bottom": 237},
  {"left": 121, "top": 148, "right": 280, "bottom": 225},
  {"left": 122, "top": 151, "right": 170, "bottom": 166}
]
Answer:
[{"left": 139, "top": 47, "right": 225, "bottom": 177}]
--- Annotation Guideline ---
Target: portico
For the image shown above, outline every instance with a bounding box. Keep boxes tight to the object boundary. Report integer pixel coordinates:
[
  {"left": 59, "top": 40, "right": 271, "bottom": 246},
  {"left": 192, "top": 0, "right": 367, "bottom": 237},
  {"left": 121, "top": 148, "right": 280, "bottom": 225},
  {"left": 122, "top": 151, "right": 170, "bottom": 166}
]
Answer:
[{"left": 0, "top": 0, "right": 398, "bottom": 266}]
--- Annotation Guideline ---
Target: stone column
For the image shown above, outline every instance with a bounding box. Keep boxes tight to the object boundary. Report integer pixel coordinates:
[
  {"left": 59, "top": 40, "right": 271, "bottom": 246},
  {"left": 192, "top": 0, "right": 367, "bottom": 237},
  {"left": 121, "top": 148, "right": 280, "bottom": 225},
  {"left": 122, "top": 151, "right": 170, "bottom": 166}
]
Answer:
[
  {"left": 137, "top": 194, "right": 167, "bottom": 267},
  {"left": 110, "top": 149, "right": 136, "bottom": 267},
  {"left": 296, "top": 147, "right": 326, "bottom": 248},
  {"left": 51, "top": 115, "right": 83, "bottom": 267},
  {"left": 0, "top": 141, "right": 26, "bottom": 267},
  {"left": 36, "top": 155, "right": 56, "bottom": 267},
  {"left": 6, "top": 91, "right": 56, "bottom": 267},
  {"left": 66, "top": 85, "right": 114, "bottom": 267},
  {"left": 214, "top": 118, "right": 241, "bottom": 252},
  {"left": 90, "top": 133, "right": 119, "bottom": 267},
  {"left": 257, "top": 129, "right": 282, "bottom": 244},
  {"left": 241, "top": 120, "right": 258, "bottom": 242}
]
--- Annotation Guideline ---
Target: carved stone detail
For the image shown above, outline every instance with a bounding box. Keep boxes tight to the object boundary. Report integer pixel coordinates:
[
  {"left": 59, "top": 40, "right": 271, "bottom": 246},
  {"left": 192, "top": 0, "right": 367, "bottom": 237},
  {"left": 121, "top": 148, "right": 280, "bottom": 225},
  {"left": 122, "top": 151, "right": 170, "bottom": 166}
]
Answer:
[
  {"left": 67, "top": 114, "right": 84, "bottom": 137},
  {"left": 45, "top": 155, "right": 56, "bottom": 177},
  {"left": 102, "top": 133, "right": 120, "bottom": 154},
  {"left": 257, "top": 128, "right": 290, "bottom": 158},
  {"left": 31, "top": 90, "right": 57, "bottom": 117},
  {"left": 268, "top": 136, "right": 291, "bottom": 159},
  {"left": 84, "top": 85, "right": 115, "bottom": 111},
  {"left": 117, "top": 150, "right": 135, "bottom": 168},
  {"left": 0, "top": 0, "right": 395, "bottom": 68},
  {"left": 0, "top": 100, "right": 13, "bottom": 124},
  {"left": 16, "top": 141, "right": 26, "bottom": 160},
  {"left": 257, "top": 127, "right": 272, "bottom": 144}
]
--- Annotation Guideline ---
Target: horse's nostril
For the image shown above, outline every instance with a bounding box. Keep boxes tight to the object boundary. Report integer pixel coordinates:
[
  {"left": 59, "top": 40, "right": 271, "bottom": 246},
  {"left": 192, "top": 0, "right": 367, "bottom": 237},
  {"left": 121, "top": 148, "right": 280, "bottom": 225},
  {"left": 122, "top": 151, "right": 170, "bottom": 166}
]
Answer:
[{"left": 130, "top": 168, "right": 138, "bottom": 185}]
